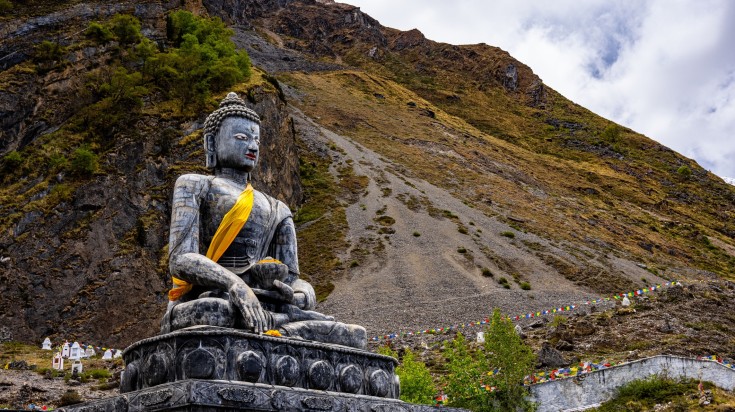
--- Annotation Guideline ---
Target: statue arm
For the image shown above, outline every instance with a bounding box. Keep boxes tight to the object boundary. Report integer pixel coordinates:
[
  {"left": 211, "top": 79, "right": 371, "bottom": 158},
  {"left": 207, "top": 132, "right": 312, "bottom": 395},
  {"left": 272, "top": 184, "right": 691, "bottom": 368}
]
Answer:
[
  {"left": 168, "top": 174, "right": 271, "bottom": 332},
  {"left": 270, "top": 215, "right": 316, "bottom": 310}
]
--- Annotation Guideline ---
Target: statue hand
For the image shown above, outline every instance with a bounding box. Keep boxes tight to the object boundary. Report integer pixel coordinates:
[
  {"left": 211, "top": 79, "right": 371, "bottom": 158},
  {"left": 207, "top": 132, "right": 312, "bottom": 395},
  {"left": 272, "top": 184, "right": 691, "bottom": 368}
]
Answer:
[
  {"left": 229, "top": 283, "right": 271, "bottom": 333},
  {"left": 273, "top": 280, "right": 294, "bottom": 303}
]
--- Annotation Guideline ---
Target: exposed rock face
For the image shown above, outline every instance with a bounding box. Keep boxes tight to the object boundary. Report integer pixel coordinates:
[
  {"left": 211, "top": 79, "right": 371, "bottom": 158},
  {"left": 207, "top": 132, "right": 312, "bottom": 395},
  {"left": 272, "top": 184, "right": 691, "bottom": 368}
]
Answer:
[
  {"left": 205, "top": 0, "right": 546, "bottom": 106},
  {"left": 0, "top": 1, "right": 177, "bottom": 153},
  {"left": 0, "top": 2, "right": 301, "bottom": 347},
  {"left": 537, "top": 342, "right": 570, "bottom": 368}
]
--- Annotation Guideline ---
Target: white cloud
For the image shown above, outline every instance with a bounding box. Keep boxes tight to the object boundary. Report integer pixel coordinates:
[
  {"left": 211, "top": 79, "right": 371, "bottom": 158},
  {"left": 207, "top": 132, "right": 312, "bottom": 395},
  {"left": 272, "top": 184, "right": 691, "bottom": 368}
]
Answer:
[{"left": 344, "top": 0, "right": 735, "bottom": 178}]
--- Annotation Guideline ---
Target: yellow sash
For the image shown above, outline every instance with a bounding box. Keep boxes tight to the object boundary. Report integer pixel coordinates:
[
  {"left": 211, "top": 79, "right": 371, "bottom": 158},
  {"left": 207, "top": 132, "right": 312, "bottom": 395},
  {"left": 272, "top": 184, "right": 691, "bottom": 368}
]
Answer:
[{"left": 168, "top": 184, "right": 255, "bottom": 301}]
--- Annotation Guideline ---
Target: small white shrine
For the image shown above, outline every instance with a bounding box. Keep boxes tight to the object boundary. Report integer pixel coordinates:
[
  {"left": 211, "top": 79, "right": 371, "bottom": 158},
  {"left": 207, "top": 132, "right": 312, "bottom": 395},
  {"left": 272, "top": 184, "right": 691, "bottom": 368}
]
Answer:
[
  {"left": 69, "top": 342, "right": 82, "bottom": 360},
  {"left": 71, "top": 359, "right": 83, "bottom": 375},
  {"left": 41, "top": 337, "right": 52, "bottom": 350},
  {"left": 84, "top": 345, "right": 96, "bottom": 358},
  {"left": 52, "top": 353, "right": 64, "bottom": 370},
  {"left": 621, "top": 296, "right": 631, "bottom": 307},
  {"left": 61, "top": 342, "right": 70, "bottom": 358},
  {"left": 102, "top": 349, "right": 113, "bottom": 360},
  {"left": 476, "top": 331, "right": 485, "bottom": 343},
  {"left": 113, "top": 349, "right": 122, "bottom": 359}
]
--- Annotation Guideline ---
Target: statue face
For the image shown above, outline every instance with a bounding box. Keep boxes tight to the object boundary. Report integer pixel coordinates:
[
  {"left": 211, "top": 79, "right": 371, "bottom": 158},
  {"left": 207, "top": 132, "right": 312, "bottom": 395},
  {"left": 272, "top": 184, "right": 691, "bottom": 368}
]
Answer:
[{"left": 215, "top": 116, "right": 261, "bottom": 172}]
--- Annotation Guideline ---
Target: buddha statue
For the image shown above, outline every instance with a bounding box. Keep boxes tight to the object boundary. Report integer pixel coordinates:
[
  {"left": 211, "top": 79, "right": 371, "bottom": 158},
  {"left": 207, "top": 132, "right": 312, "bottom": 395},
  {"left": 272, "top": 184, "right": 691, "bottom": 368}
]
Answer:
[{"left": 160, "top": 92, "right": 366, "bottom": 349}]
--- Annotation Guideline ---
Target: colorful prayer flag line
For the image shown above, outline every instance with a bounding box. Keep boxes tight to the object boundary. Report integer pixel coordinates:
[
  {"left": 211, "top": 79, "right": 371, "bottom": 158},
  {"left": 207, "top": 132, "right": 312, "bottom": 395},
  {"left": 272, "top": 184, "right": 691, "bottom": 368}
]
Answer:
[{"left": 370, "top": 281, "right": 681, "bottom": 342}]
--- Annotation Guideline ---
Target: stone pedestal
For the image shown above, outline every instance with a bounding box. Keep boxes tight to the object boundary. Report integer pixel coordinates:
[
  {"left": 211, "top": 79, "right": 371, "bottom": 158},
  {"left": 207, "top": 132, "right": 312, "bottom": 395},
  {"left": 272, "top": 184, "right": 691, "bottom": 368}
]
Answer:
[
  {"left": 56, "top": 327, "right": 466, "bottom": 411},
  {"left": 119, "top": 326, "right": 398, "bottom": 398},
  {"left": 58, "top": 379, "right": 460, "bottom": 411}
]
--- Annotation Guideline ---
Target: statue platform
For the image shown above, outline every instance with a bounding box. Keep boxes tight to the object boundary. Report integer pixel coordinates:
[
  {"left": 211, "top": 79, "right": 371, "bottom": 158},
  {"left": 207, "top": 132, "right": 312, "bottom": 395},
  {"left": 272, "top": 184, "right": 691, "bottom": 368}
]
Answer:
[
  {"left": 57, "top": 327, "right": 463, "bottom": 411},
  {"left": 57, "top": 379, "right": 460, "bottom": 411},
  {"left": 118, "top": 326, "right": 398, "bottom": 397}
]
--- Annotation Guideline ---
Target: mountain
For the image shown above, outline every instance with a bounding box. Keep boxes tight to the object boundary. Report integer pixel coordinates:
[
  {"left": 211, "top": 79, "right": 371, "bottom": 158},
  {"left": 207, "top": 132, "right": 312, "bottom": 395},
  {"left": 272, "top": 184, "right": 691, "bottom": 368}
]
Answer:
[{"left": 1, "top": 0, "right": 733, "bottom": 362}]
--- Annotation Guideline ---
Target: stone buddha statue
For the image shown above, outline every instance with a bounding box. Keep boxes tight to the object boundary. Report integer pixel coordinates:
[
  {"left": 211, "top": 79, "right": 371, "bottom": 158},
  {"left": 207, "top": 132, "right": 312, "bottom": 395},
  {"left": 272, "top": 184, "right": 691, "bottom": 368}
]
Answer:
[{"left": 161, "top": 92, "right": 366, "bottom": 349}]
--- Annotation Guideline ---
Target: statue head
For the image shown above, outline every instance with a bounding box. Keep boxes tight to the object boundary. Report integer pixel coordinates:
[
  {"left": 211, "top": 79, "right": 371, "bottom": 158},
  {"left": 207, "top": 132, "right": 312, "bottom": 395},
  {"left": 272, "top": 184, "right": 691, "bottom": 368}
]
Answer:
[{"left": 203, "top": 92, "right": 261, "bottom": 172}]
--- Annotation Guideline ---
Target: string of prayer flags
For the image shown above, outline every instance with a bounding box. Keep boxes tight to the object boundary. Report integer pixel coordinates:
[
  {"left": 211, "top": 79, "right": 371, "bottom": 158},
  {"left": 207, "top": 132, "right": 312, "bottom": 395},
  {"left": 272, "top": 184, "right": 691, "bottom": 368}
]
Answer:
[
  {"left": 526, "top": 354, "right": 735, "bottom": 386},
  {"left": 370, "top": 280, "right": 681, "bottom": 342}
]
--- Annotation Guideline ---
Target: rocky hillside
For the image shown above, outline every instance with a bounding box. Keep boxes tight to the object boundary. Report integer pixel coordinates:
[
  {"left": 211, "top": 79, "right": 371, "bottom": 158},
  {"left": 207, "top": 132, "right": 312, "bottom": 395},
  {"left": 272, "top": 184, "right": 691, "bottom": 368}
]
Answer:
[{"left": 1, "top": 0, "right": 733, "bottom": 363}]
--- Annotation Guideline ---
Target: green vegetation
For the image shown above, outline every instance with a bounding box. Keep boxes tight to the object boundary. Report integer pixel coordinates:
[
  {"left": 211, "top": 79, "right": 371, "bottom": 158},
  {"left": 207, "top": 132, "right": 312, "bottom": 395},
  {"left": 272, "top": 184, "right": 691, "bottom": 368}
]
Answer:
[
  {"left": 69, "top": 147, "right": 98, "bottom": 176},
  {"left": 520, "top": 281, "right": 531, "bottom": 290},
  {"left": 413, "top": 231, "right": 421, "bottom": 237},
  {"left": 33, "top": 40, "right": 67, "bottom": 72},
  {"left": 497, "top": 277, "right": 510, "bottom": 289},
  {"left": 2, "top": 150, "right": 23, "bottom": 174},
  {"left": 594, "top": 376, "right": 697, "bottom": 411},
  {"left": 677, "top": 165, "right": 692, "bottom": 178},
  {"left": 109, "top": 13, "right": 142, "bottom": 45},
  {"left": 442, "top": 309, "right": 535, "bottom": 411},
  {"left": 500, "top": 231, "right": 515, "bottom": 238},
  {"left": 145, "top": 10, "right": 251, "bottom": 109},
  {"left": 380, "top": 347, "right": 436, "bottom": 405},
  {"left": 374, "top": 215, "right": 395, "bottom": 226},
  {"left": 0, "top": 0, "right": 12, "bottom": 14},
  {"left": 457, "top": 247, "right": 467, "bottom": 254},
  {"left": 550, "top": 315, "right": 567, "bottom": 328},
  {"left": 481, "top": 267, "right": 493, "bottom": 277},
  {"left": 84, "top": 21, "right": 113, "bottom": 44},
  {"left": 58, "top": 390, "right": 82, "bottom": 406},
  {"left": 79, "top": 368, "right": 112, "bottom": 383}
]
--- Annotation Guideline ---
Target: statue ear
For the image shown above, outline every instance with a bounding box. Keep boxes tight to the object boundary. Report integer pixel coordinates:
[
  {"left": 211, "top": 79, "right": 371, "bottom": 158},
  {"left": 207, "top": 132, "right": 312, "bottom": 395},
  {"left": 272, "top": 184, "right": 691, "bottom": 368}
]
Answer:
[{"left": 204, "top": 133, "right": 217, "bottom": 168}]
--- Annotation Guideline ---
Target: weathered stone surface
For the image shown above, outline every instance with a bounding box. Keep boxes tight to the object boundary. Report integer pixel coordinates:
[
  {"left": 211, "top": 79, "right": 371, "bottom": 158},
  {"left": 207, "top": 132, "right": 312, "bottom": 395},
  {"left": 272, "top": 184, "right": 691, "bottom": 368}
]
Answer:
[
  {"left": 537, "top": 342, "right": 569, "bottom": 368},
  {"left": 59, "top": 379, "right": 464, "bottom": 412},
  {"left": 120, "top": 327, "right": 399, "bottom": 398}
]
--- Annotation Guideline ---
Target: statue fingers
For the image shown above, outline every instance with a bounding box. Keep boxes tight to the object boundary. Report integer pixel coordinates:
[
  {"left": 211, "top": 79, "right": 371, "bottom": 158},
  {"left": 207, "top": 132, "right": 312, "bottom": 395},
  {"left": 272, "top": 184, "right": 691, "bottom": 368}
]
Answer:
[
  {"left": 254, "top": 306, "right": 269, "bottom": 333},
  {"left": 242, "top": 306, "right": 256, "bottom": 330}
]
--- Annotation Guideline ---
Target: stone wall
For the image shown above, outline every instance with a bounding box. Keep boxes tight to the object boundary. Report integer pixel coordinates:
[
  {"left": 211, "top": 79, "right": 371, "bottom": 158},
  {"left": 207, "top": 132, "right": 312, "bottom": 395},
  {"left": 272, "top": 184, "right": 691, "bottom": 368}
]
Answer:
[{"left": 529, "top": 355, "right": 735, "bottom": 412}]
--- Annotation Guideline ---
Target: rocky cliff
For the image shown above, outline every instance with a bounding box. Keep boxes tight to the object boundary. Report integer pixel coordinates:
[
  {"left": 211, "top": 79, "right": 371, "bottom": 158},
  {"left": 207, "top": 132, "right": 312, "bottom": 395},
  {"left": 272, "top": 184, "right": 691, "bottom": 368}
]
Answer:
[{"left": 1, "top": 0, "right": 734, "bottom": 359}]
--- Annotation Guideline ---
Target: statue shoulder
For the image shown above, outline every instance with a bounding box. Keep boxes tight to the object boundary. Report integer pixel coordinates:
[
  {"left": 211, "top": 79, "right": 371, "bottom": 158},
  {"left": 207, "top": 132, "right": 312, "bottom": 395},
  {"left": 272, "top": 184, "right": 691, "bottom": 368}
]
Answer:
[
  {"left": 267, "top": 193, "right": 293, "bottom": 219},
  {"left": 174, "top": 174, "right": 214, "bottom": 196}
]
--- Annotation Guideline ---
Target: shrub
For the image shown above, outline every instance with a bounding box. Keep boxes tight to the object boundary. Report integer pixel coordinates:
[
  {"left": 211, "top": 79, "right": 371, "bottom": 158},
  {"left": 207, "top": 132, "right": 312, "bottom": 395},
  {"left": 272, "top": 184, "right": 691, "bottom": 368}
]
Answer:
[
  {"left": 596, "top": 376, "right": 694, "bottom": 411},
  {"left": 69, "top": 148, "right": 98, "bottom": 176},
  {"left": 396, "top": 349, "right": 436, "bottom": 405},
  {"left": 412, "top": 231, "right": 421, "bottom": 237},
  {"left": 81, "top": 67, "right": 148, "bottom": 140},
  {"left": 0, "top": 0, "right": 12, "bottom": 14},
  {"left": 84, "top": 22, "right": 113, "bottom": 44},
  {"left": 443, "top": 309, "right": 535, "bottom": 411},
  {"left": 146, "top": 11, "right": 252, "bottom": 109},
  {"left": 109, "top": 14, "right": 142, "bottom": 45},
  {"left": 676, "top": 165, "right": 692, "bottom": 178},
  {"left": 81, "top": 368, "right": 112, "bottom": 382},
  {"left": 458, "top": 226, "right": 468, "bottom": 235},
  {"left": 601, "top": 124, "right": 621, "bottom": 144},
  {"left": 33, "top": 40, "right": 66, "bottom": 67},
  {"left": 481, "top": 268, "right": 493, "bottom": 277},
  {"left": 2, "top": 150, "right": 23, "bottom": 171},
  {"left": 58, "top": 390, "right": 82, "bottom": 406},
  {"left": 520, "top": 281, "right": 531, "bottom": 290},
  {"left": 457, "top": 247, "right": 467, "bottom": 254},
  {"left": 550, "top": 315, "right": 567, "bottom": 328},
  {"left": 500, "top": 231, "right": 515, "bottom": 238}
]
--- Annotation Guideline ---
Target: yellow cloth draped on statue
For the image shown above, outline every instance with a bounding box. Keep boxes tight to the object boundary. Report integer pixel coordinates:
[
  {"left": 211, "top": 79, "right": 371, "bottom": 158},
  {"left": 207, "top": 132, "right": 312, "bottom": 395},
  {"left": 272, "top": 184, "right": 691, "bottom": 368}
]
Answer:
[{"left": 168, "top": 184, "right": 255, "bottom": 301}]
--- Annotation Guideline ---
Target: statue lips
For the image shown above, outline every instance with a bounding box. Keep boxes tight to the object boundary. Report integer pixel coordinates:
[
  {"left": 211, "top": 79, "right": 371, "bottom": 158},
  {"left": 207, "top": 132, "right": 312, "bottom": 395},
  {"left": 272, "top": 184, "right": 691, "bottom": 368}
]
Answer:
[{"left": 245, "top": 154, "right": 257, "bottom": 160}]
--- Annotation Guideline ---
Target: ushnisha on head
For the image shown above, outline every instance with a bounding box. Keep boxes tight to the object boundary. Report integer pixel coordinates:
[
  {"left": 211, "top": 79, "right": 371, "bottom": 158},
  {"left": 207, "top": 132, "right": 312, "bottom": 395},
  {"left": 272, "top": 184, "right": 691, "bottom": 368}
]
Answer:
[{"left": 203, "top": 92, "right": 261, "bottom": 172}]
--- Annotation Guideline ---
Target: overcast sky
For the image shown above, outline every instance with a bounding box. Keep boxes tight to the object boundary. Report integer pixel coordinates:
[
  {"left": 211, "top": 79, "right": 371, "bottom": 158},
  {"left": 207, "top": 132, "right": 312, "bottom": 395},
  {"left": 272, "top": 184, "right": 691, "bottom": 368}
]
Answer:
[{"left": 343, "top": 0, "right": 735, "bottom": 179}]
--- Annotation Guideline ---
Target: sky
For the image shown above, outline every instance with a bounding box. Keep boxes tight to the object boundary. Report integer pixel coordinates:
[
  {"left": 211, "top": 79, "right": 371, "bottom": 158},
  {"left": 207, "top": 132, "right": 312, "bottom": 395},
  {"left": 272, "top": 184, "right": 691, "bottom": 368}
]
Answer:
[{"left": 342, "top": 0, "right": 735, "bottom": 179}]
